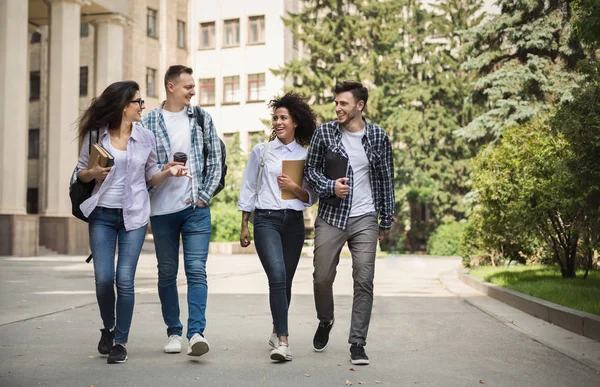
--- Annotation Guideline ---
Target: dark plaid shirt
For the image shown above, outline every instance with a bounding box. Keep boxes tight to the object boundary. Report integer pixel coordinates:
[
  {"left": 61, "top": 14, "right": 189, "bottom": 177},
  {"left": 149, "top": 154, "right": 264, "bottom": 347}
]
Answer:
[{"left": 305, "top": 118, "right": 395, "bottom": 230}]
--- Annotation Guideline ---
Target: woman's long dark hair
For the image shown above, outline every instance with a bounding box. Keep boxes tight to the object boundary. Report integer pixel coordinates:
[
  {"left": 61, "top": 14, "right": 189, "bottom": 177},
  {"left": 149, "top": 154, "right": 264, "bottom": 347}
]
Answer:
[
  {"left": 268, "top": 92, "right": 317, "bottom": 147},
  {"left": 77, "top": 81, "right": 140, "bottom": 141}
]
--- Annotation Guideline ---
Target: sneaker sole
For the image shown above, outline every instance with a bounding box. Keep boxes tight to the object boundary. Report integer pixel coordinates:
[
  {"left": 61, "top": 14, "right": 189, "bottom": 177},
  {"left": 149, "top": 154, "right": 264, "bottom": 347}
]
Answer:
[
  {"left": 270, "top": 352, "right": 292, "bottom": 361},
  {"left": 164, "top": 348, "right": 182, "bottom": 354},
  {"left": 188, "top": 342, "right": 209, "bottom": 357},
  {"left": 313, "top": 343, "right": 328, "bottom": 352},
  {"left": 350, "top": 358, "right": 370, "bottom": 365},
  {"left": 107, "top": 356, "right": 128, "bottom": 364}
]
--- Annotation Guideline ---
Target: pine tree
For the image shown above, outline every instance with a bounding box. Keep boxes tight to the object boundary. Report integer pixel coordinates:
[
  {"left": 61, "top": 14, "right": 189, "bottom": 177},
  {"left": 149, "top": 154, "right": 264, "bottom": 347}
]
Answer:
[{"left": 457, "top": 0, "right": 587, "bottom": 141}]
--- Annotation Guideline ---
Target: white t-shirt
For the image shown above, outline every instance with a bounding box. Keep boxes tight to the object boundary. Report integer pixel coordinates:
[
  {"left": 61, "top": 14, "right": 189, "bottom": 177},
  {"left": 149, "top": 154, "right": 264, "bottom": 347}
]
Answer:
[
  {"left": 341, "top": 127, "right": 375, "bottom": 217},
  {"left": 149, "top": 107, "right": 193, "bottom": 216},
  {"left": 97, "top": 142, "right": 127, "bottom": 209}
]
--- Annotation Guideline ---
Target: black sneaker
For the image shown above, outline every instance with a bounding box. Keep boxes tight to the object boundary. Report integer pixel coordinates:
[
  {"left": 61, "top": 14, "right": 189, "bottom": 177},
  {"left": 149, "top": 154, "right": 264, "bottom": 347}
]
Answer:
[
  {"left": 312, "top": 318, "right": 334, "bottom": 352},
  {"left": 107, "top": 344, "right": 128, "bottom": 364},
  {"left": 350, "top": 343, "right": 370, "bottom": 365},
  {"left": 98, "top": 328, "right": 114, "bottom": 355}
]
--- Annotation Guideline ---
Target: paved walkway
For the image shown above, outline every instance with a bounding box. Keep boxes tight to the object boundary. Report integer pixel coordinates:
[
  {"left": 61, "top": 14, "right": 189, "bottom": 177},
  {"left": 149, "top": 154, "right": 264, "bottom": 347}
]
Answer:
[{"left": 1, "top": 253, "right": 599, "bottom": 386}]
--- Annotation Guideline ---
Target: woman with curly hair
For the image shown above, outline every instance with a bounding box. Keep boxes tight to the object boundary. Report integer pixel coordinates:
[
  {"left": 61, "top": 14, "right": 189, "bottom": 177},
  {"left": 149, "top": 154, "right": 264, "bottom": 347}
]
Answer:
[{"left": 238, "top": 92, "right": 318, "bottom": 362}]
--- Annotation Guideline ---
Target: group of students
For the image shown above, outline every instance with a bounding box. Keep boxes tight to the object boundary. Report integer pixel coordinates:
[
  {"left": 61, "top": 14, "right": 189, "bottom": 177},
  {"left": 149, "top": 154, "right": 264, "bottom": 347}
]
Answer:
[{"left": 73, "top": 65, "right": 395, "bottom": 365}]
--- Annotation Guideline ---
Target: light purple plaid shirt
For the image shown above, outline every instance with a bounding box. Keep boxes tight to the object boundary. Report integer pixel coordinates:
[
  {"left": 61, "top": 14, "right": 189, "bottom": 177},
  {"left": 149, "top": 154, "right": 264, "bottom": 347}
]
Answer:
[{"left": 74, "top": 123, "right": 161, "bottom": 231}]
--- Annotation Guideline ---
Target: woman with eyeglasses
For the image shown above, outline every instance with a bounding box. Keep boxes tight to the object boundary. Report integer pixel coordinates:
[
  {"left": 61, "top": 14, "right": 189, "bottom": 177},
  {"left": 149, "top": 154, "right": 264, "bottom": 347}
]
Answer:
[{"left": 75, "top": 81, "right": 190, "bottom": 364}]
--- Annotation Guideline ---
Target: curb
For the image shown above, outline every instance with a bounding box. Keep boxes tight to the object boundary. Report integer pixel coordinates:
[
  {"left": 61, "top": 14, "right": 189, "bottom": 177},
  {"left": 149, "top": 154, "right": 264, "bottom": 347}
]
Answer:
[{"left": 459, "top": 269, "right": 600, "bottom": 342}]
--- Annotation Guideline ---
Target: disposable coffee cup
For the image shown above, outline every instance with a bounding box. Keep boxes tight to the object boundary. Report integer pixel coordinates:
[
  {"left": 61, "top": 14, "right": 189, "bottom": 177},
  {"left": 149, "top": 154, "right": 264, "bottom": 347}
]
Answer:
[{"left": 173, "top": 152, "right": 187, "bottom": 165}]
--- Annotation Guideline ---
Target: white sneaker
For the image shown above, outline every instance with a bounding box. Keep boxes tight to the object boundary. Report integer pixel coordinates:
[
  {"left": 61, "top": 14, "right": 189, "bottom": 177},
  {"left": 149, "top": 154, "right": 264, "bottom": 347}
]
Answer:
[
  {"left": 187, "top": 333, "right": 210, "bottom": 357},
  {"left": 164, "top": 335, "right": 182, "bottom": 353},
  {"left": 270, "top": 342, "right": 292, "bottom": 362},
  {"left": 268, "top": 333, "right": 278, "bottom": 349}
]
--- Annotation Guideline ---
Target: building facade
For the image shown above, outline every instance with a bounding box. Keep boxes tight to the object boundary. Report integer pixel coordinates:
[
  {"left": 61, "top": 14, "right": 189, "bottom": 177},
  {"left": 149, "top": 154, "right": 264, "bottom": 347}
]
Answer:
[
  {"left": 189, "top": 0, "right": 300, "bottom": 153},
  {"left": 1, "top": 0, "right": 190, "bottom": 256}
]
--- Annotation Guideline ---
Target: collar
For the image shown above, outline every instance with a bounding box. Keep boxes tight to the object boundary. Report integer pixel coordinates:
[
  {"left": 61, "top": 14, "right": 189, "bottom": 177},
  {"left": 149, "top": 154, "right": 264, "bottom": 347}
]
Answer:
[
  {"left": 271, "top": 137, "right": 298, "bottom": 152},
  {"left": 98, "top": 123, "right": 142, "bottom": 142},
  {"left": 158, "top": 101, "right": 194, "bottom": 117}
]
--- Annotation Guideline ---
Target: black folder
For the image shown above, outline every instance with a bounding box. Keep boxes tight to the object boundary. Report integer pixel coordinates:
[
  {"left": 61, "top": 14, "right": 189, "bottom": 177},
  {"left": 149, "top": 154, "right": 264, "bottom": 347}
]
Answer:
[{"left": 322, "top": 149, "right": 349, "bottom": 207}]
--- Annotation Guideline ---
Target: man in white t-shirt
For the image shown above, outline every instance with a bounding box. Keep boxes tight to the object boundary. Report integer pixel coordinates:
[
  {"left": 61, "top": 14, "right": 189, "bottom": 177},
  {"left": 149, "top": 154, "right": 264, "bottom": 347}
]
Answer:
[
  {"left": 305, "top": 81, "right": 395, "bottom": 365},
  {"left": 142, "top": 65, "right": 223, "bottom": 358}
]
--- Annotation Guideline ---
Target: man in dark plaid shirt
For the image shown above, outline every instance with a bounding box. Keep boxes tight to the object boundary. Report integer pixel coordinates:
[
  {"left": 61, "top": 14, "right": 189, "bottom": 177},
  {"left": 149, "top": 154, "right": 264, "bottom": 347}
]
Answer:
[
  {"left": 305, "top": 81, "right": 394, "bottom": 366},
  {"left": 142, "top": 65, "right": 222, "bottom": 358}
]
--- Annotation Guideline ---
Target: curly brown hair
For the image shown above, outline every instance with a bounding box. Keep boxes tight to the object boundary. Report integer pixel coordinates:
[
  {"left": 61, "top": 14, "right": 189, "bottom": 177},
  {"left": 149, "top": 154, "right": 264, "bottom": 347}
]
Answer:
[{"left": 268, "top": 92, "right": 317, "bottom": 147}]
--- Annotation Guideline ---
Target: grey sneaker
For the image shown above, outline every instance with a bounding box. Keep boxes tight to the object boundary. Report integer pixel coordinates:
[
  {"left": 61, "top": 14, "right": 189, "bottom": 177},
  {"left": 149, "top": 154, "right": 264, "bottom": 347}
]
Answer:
[
  {"left": 187, "top": 333, "right": 210, "bottom": 357},
  {"left": 268, "top": 333, "right": 278, "bottom": 349},
  {"left": 270, "top": 342, "right": 292, "bottom": 362},
  {"left": 164, "top": 335, "right": 182, "bottom": 353}
]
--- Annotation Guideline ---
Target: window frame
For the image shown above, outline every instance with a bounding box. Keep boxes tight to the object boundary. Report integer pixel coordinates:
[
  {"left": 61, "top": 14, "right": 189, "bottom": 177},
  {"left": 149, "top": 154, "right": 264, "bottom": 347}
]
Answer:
[
  {"left": 29, "top": 71, "right": 40, "bottom": 101},
  {"left": 222, "top": 75, "right": 240, "bottom": 104},
  {"left": 79, "top": 66, "right": 89, "bottom": 97},
  {"left": 146, "top": 67, "right": 157, "bottom": 97},
  {"left": 198, "top": 78, "right": 216, "bottom": 106},
  {"left": 247, "top": 15, "right": 265, "bottom": 45},
  {"left": 199, "top": 21, "right": 216, "bottom": 49},
  {"left": 177, "top": 20, "right": 186, "bottom": 49},
  {"left": 28, "top": 129, "right": 40, "bottom": 159},
  {"left": 223, "top": 19, "right": 240, "bottom": 48},
  {"left": 147, "top": 8, "right": 158, "bottom": 38},
  {"left": 247, "top": 73, "right": 266, "bottom": 103}
]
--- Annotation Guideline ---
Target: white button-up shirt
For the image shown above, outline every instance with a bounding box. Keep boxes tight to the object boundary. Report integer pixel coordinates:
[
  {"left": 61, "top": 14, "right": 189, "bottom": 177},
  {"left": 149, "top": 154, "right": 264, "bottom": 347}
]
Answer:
[
  {"left": 239, "top": 138, "right": 317, "bottom": 212},
  {"left": 75, "top": 124, "right": 161, "bottom": 231}
]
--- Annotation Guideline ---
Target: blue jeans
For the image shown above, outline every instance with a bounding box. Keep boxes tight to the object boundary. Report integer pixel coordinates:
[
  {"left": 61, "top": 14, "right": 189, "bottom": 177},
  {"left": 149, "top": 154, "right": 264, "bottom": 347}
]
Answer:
[
  {"left": 89, "top": 207, "right": 147, "bottom": 344},
  {"left": 253, "top": 209, "right": 305, "bottom": 337},
  {"left": 150, "top": 205, "right": 211, "bottom": 339}
]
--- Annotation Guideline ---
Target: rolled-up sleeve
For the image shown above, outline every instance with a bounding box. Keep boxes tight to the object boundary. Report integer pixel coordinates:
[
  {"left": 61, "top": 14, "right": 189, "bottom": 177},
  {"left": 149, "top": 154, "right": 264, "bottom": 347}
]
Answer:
[
  {"left": 302, "top": 178, "right": 318, "bottom": 207},
  {"left": 238, "top": 144, "right": 261, "bottom": 212},
  {"left": 145, "top": 134, "right": 161, "bottom": 181}
]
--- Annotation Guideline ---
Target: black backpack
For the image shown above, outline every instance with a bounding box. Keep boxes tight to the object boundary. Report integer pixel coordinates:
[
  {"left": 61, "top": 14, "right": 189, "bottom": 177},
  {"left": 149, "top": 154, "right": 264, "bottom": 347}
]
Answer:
[{"left": 195, "top": 106, "right": 227, "bottom": 196}]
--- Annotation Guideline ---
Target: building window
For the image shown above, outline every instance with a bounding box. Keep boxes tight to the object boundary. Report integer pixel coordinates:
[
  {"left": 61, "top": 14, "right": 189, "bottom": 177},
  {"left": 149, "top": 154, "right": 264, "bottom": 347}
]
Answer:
[
  {"left": 198, "top": 78, "right": 215, "bottom": 106},
  {"left": 28, "top": 129, "right": 40, "bottom": 159},
  {"left": 248, "top": 131, "right": 264, "bottom": 150},
  {"left": 177, "top": 20, "right": 186, "bottom": 48},
  {"left": 27, "top": 189, "right": 39, "bottom": 214},
  {"left": 147, "top": 68, "right": 157, "bottom": 97},
  {"left": 29, "top": 71, "right": 40, "bottom": 101},
  {"left": 247, "top": 73, "right": 265, "bottom": 102},
  {"left": 79, "top": 66, "right": 88, "bottom": 96},
  {"left": 248, "top": 16, "right": 265, "bottom": 44},
  {"left": 223, "top": 19, "right": 240, "bottom": 47},
  {"left": 147, "top": 8, "right": 158, "bottom": 38},
  {"left": 80, "top": 23, "right": 89, "bottom": 37},
  {"left": 199, "top": 22, "right": 215, "bottom": 49},
  {"left": 30, "top": 32, "right": 42, "bottom": 43},
  {"left": 223, "top": 75, "right": 240, "bottom": 104}
]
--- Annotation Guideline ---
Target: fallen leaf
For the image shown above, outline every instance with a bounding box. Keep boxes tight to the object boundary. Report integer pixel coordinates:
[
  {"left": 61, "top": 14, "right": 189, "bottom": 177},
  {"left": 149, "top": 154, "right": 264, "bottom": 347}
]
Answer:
[
  {"left": 36, "top": 327, "right": 41, "bottom": 329},
  {"left": 223, "top": 347, "right": 228, "bottom": 351},
  {"left": 349, "top": 368, "right": 355, "bottom": 371},
  {"left": 359, "top": 382, "right": 366, "bottom": 385},
  {"left": 88, "top": 356, "right": 96, "bottom": 359},
  {"left": 304, "top": 374, "right": 311, "bottom": 377},
  {"left": 375, "top": 381, "right": 382, "bottom": 385},
  {"left": 345, "top": 380, "right": 353, "bottom": 386},
  {"left": 195, "top": 378, "right": 200, "bottom": 380},
  {"left": 479, "top": 381, "right": 486, "bottom": 384}
]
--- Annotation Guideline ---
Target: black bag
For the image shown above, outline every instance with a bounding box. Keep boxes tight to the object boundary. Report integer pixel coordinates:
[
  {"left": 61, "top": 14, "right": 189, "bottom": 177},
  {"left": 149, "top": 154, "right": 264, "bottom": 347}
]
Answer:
[
  {"left": 195, "top": 106, "right": 227, "bottom": 196},
  {"left": 69, "top": 128, "right": 99, "bottom": 222}
]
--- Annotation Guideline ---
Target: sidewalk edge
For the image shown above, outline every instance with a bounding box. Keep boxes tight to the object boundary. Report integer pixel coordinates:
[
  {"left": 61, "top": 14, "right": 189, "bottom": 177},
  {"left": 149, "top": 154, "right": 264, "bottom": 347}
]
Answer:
[{"left": 458, "top": 269, "right": 600, "bottom": 342}]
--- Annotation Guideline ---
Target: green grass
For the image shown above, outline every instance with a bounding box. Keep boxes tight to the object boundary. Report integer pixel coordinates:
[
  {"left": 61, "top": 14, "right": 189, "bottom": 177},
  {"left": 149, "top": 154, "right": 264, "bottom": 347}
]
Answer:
[{"left": 469, "top": 265, "right": 600, "bottom": 316}]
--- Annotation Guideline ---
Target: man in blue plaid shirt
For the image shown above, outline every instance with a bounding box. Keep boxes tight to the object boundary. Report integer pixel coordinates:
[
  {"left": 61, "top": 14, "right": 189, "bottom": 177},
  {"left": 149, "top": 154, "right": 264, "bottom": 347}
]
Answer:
[
  {"left": 305, "top": 81, "right": 394, "bottom": 365},
  {"left": 142, "top": 65, "right": 222, "bottom": 358}
]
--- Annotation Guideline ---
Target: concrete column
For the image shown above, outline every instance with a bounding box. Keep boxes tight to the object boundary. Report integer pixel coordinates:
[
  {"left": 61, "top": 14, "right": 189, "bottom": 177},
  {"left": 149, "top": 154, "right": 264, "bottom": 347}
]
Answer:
[
  {"left": 0, "top": 0, "right": 28, "bottom": 215},
  {"left": 40, "top": 0, "right": 90, "bottom": 254},
  {"left": 0, "top": 0, "right": 39, "bottom": 256},
  {"left": 90, "top": 14, "right": 127, "bottom": 94}
]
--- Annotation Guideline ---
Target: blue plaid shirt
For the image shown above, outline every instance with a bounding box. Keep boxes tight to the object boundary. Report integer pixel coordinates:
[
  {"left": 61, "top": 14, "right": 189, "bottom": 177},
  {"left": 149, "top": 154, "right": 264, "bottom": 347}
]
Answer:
[
  {"left": 305, "top": 118, "right": 395, "bottom": 230},
  {"left": 142, "top": 103, "right": 222, "bottom": 205}
]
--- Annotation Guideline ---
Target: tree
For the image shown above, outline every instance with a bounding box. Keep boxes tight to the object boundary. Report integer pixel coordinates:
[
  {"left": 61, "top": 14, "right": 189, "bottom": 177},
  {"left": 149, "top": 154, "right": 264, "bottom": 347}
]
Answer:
[
  {"left": 380, "top": 0, "right": 485, "bottom": 249},
  {"left": 458, "top": 0, "right": 587, "bottom": 141}
]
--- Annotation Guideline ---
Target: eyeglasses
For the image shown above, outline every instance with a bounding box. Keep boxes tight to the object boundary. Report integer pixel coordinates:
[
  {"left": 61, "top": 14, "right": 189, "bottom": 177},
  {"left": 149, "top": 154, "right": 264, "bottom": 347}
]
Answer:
[{"left": 130, "top": 99, "right": 145, "bottom": 108}]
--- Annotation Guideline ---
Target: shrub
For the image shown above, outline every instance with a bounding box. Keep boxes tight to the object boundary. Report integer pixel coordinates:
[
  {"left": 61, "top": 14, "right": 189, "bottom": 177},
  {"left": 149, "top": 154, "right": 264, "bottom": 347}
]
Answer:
[
  {"left": 210, "top": 202, "right": 248, "bottom": 242},
  {"left": 426, "top": 221, "right": 466, "bottom": 256}
]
